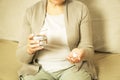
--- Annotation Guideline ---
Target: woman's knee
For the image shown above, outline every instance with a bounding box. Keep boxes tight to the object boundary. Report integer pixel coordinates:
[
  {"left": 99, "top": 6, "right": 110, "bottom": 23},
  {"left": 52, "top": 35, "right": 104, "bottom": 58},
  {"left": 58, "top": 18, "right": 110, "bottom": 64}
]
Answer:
[{"left": 59, "top": 67, "right": 91, "bottom": 80}]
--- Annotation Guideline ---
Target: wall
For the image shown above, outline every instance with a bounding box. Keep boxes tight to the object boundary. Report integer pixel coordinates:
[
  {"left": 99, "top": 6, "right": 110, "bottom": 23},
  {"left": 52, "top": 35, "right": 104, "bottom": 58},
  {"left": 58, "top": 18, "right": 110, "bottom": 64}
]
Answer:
[
  {"left": 0, "top": 0, "right": 120, "bottom": 53},
  {"left": 0, "top": 0, "right": 39, "bottom": 41},
  {"left": 80, "top": 0, "right": 120, "bottom": 53}
]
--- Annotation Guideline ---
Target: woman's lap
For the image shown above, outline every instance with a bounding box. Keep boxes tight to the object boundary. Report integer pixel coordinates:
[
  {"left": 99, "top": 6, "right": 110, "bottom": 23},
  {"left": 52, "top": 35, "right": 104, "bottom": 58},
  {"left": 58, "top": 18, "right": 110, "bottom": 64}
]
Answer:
[
  {"left": 21, "top": 66, "right": 91, "bottom": 80},
  {"left": 22, "top": 69, "right": 55, "bottom": 80},
  {"left": 59, "top": 66, "right": 91, "bottom": 80}
]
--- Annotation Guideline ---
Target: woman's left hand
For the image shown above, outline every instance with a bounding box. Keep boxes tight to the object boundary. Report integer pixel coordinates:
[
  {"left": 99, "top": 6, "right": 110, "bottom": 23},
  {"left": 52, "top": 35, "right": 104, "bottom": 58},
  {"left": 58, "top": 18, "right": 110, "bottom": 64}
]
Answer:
[{"left": 67, "top": 48, "right": 85, "bottom": 63}]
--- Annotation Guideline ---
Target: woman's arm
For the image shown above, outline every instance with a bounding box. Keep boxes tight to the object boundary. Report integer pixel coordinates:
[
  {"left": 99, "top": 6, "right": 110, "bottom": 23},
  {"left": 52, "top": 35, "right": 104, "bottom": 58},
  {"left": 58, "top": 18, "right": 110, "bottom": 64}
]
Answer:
[
  {"left": 16, "top": 8, "right": 34, "bottom": 64},
  {"left": 67, "top": 4, "right": 94, "bottom": 63},
  {"left": 78, "top": 4, "right": 94, "bottom": 61}
]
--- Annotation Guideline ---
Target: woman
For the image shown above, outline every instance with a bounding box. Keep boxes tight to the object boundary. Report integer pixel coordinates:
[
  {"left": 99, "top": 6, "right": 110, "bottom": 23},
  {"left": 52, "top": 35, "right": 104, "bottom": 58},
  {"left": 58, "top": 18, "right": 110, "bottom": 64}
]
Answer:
[{"left": 16, "top": 0, "right": 97, "bottom": 80}]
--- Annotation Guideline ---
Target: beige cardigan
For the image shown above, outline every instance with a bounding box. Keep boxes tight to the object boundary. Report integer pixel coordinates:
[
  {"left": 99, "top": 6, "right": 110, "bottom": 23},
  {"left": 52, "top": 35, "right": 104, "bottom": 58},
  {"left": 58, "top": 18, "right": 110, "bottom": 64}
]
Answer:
[{"left": 16, "top": 0, "right": 97, "bottom": 79}]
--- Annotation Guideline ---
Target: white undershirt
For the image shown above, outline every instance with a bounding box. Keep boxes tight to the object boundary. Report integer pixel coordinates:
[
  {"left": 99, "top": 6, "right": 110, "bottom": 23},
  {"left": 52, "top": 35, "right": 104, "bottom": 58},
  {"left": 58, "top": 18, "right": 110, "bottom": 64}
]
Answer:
[{"left": 38, "top": 13, "right": 74, "bottom": 72}]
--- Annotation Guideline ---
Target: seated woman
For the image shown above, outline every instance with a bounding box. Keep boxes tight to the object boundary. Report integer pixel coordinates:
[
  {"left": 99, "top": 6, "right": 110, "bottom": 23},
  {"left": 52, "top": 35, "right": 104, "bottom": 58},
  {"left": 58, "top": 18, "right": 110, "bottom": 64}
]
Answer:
[{"left": 16, "top": 0, "right": 97, "bottom": 80}]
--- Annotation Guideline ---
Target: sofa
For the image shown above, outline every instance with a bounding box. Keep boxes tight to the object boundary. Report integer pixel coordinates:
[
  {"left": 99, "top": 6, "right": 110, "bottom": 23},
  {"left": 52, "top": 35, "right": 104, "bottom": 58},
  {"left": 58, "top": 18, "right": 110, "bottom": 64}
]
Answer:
[
  {"left": 0, "top": 0, "right": 120, "bottom": 80},
  {"left": 0, "top": 39, "right": 120, "bottom": 80},
  {"left": 0, "top": 39, "right": 21, "bottom": 80}
]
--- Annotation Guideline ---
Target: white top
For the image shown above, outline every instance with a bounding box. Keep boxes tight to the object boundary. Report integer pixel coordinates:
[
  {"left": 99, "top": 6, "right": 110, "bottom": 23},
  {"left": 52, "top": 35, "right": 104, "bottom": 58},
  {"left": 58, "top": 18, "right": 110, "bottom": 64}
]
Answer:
[{"left": 38, "top": 13, "right": 74, "bottom": 72}]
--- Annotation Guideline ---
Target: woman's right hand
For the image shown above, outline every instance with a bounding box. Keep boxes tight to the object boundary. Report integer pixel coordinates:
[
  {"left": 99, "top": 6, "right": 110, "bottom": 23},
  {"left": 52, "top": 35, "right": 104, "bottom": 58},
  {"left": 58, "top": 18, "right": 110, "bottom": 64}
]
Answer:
[{"left": 27, "top": 34, "right": 44, "bottom": 55}]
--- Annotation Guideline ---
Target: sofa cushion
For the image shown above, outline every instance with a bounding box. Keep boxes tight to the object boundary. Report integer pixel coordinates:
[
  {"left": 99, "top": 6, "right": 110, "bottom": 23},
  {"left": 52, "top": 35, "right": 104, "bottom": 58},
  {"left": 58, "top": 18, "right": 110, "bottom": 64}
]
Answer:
[
  {"left": 94, "top": 53, "right": 120, "bottom": 80},
  {"left": 0, "top": 39, "right": 21, "bottom": 80},
  {"left": 1, "top": 40, "right": 120, "bottom": 80}
]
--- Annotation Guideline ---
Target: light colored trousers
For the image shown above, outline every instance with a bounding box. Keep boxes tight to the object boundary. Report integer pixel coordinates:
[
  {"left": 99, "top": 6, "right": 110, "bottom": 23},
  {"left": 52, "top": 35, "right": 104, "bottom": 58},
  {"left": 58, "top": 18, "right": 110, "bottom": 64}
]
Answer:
[{"left": 20, "top": 65, "right": 91, "bottom": 80}]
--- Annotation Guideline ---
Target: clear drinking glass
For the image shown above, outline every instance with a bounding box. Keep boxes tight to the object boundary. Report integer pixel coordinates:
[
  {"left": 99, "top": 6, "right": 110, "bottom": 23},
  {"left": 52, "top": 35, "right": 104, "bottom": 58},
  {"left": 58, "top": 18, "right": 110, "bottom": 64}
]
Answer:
[{"left": 33, "top": 34, "right": 47, "bottom": 47}]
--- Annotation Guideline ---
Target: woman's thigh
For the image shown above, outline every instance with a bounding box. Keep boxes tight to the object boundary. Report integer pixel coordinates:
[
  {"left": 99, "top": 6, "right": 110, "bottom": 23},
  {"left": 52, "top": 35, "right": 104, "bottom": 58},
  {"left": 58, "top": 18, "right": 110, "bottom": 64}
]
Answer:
[
  {"left": 60, "top": 66, "right": 91, "bottom": 80},
  {"left": 20, "top": 69, "right": 55, "bottom": 80}
]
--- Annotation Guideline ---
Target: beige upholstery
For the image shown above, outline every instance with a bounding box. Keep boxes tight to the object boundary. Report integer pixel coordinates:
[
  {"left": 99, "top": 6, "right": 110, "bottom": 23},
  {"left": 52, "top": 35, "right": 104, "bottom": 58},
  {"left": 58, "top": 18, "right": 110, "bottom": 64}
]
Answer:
[
  {"left": 0, "top": 0, "right": 120, "bottom": 80},
  {"left": 94, "top": 53, "right": 120, "bottom": 80},
  {"left": 0, "top": 39, "right": 120, "bottom": 80},
  {"left": 0, "top": 40, "right": 21, "bottom": 80}
]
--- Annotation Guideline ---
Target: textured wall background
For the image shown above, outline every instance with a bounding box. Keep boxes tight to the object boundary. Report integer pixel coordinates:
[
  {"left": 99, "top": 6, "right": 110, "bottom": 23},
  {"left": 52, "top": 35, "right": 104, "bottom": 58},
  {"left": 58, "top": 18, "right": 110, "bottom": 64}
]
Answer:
[
  {"left": 0, "top": 0, "right": 39, "bottom": 41},
  {"left": 0, "top": 0, "right": 120, "bottom": 53},
  {"left": 80, "top": 0, "right": 120, "bottom": 53}
]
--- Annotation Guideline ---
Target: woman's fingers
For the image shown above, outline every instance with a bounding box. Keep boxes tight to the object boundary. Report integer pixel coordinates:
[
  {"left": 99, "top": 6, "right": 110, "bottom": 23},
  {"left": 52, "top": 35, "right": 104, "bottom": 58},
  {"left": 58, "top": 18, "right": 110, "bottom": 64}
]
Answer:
[
  {"left": 27, "top": 34, "right": 44, "bottom": 54},
  {"left": 67, "top": 56, "right": 81, "bottom": 63},
  {"left": 29, "top": 46, "right": 44, "bottom": 54},
  {"left": 67, "top": 51, "right": 82, "bottom": 63},
  {"left": 29, "top": 40, "right": 39, "bottom": 45},
  {"left": 27, "top": 43, "right": 44, "bottom": 54},
  {"left": 28, "top": 34, "right": 34, "bottom": 40}
]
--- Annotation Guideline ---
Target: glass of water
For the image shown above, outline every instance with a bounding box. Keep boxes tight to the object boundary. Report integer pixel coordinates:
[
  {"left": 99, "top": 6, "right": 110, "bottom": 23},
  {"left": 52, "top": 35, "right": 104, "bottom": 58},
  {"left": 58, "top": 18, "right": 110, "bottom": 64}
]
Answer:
[{"left": 33, "top": 34, "right": 47, "bottom": 47}]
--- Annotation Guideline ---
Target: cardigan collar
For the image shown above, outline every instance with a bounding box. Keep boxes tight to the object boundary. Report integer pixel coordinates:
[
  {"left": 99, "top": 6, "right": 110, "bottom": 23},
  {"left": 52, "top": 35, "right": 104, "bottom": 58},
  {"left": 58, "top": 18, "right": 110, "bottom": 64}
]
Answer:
[
  {"left": 34, "top": 0, "right": 74, "bottom": 50},
  {"left": 34, "top": 0, "right": 69, "bottom": 31}
]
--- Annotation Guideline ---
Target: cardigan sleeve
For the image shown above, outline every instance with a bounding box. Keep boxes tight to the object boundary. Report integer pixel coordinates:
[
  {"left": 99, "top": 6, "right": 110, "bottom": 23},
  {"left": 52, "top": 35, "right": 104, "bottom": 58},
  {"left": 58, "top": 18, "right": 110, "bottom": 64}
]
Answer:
[
  {"left": 78, "top": 4, "right": 94, "bottom": 61},
  {"left": 16, "top": 8, "right": 35, "bottom": 64}
]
